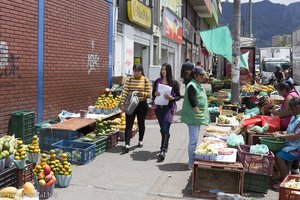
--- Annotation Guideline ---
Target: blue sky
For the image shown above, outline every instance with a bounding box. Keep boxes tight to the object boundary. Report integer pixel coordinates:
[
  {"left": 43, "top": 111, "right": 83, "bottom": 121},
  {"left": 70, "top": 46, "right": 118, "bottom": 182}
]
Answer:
[{"left": 221, "top": 0, "right": 300, "bottom": 5}]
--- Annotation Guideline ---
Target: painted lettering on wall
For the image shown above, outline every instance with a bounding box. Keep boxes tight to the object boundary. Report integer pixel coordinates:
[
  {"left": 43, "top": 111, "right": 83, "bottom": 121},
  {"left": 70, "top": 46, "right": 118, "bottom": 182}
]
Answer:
[
  {"left": 87, "top": 40, "right": 100, "bottom": 74},
  {"left": 0, "top": 41, "right": 20, "bottom": 85}
]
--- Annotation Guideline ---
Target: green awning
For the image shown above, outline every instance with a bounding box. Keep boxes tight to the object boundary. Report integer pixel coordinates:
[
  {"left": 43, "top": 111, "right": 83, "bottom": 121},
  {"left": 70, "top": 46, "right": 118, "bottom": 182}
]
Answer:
[
  {"left": 240, "top": 51, "right": 249, "bottom": 69},
  {"left": 199, "top": 26, "right": 232, "bottom": 63}
]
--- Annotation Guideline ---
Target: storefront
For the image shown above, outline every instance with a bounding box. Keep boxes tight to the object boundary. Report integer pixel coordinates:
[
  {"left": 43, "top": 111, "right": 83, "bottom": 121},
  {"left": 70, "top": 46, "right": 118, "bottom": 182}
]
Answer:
[
  {"left": 182, "top": 17, "right": 195, "bottom": 64},
  {"left": 114, "top": 0, "right": 153, "bottom": 77},
  {"left": 161, "top": 7, "right": 182, "bottom": 80}
]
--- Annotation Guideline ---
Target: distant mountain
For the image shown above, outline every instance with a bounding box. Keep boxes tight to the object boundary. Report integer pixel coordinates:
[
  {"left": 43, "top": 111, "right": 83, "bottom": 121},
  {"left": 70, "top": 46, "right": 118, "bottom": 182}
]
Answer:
[{"left": 220, "top": 0, "right": 300, "bottom": 47}]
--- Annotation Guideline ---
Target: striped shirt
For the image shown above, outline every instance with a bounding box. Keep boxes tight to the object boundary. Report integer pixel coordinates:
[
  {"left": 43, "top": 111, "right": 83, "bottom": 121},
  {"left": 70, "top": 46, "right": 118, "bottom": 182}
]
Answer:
[{"left": 120, "top": 76, "right": 151, "bottom": 106}]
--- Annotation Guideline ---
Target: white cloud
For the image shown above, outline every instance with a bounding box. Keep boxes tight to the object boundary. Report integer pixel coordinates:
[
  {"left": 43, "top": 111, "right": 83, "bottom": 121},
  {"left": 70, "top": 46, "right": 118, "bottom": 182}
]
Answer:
[{"left": 221, "top": 0, "right": 300, "bottom": 5}]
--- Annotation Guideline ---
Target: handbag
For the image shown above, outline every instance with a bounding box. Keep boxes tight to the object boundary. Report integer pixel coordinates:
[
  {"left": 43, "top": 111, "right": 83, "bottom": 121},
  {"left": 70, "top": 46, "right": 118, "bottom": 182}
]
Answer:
[{"left": 124, "top": 92, "right": 139, "bottom": 115}]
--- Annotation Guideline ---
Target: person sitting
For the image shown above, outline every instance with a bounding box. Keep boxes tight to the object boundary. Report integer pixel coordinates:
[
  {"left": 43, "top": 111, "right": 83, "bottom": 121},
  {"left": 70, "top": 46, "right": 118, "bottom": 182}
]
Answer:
[{"left": 273, "top": 98, "right": 300, "bottom": 189}]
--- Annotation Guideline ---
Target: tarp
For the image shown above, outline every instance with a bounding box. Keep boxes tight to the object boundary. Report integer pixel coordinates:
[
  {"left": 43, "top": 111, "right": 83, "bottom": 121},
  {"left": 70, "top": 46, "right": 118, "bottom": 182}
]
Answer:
[
  {"left": 240, "top": 51, "right": 249, "bottom": 69},
  {"left": 199, "top": 26, "right": 233, "bottom": 63}
]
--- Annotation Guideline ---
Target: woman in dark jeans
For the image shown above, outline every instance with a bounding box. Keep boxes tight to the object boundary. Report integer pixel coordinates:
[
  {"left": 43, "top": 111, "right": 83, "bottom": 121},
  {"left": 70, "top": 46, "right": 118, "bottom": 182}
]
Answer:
[
  {"left": 119, "top": 64, "right": 151, "bottom": 153},
  {"left": 152, "top": 63, "right": 181, "bottom": 161}
]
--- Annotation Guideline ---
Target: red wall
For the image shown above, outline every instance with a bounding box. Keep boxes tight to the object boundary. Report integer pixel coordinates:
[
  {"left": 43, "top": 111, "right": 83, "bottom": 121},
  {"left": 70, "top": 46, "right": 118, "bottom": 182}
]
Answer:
[{"left": 0, "top": 0, "right": 109, "bottom": 136}]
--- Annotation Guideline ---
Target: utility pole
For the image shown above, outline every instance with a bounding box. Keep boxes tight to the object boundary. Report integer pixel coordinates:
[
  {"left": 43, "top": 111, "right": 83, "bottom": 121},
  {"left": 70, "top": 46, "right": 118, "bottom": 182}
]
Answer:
[
  {"left": 249, "top": 0, "right": 253, "bottom": 37},
  {"left": 231, "top": 0, "right": 241, "bottom": 104}
]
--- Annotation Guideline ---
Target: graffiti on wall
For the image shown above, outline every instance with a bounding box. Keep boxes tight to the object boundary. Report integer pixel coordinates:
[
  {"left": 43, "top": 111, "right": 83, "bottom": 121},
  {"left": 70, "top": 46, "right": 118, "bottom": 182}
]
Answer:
[
  {"left": 87, "top": 40, "right": 100, "bottom": 74},
  {"left": 0, "top": 41, "right": 20, "bottom": 87}
]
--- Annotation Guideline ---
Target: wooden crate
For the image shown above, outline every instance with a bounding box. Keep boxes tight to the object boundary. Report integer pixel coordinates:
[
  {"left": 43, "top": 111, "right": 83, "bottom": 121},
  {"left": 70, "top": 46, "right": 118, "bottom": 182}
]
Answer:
[
  {"left": 16, "top": 162, "right": 35, "bottom": 188},
  {"left": 192, "top": 160, "right": 244, "bottom": 199},
  {"left": 247, "top": 132, "right": 272, "bottom": 145}
]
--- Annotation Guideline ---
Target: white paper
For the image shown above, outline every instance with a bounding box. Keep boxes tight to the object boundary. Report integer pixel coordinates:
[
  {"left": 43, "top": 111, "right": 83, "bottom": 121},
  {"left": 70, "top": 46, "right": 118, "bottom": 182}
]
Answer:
[{"left": 154, "top": 83, "right": 172, "bottom": 105}]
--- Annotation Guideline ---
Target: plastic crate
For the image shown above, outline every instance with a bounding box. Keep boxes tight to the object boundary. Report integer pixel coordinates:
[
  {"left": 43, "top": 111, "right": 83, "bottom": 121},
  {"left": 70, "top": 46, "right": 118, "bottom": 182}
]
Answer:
[
  {"left": 106, "top": 131, "right": 119, "bottom": 149},
  {"left": 16, "top": 162, "right": 35, "bottom": 188},
  {"left": 244, "top": 172, "right": 269, "bottom": 193},
  {"left": 51, "top": 140, "right": 96, "bottom": 165},
  {"left": 192, "top": 160, "right": 244, "bottom": 198},
  {"left": 0, "top": 166, "right": 17, "bottom": 189},
  {"left": 238, "top": 144, "right": 275, "bottom": 176},
  {"left": 279, "top": 175, "right": 300, "bottom": 200},
  {"left": 247, "top": 133, "right": 272, "bottom": 145},
  {"left": 76, "top": 136, "right": 107, "bottom": 156},
  {"left": 35, "top": 120, "right": 59, "bottom": 136},
  {"left": 11, "top": 110, "right": 35, "bottom": 141},
  {"left": 39, "top": 128, "right": 80, "bottom": 151}
]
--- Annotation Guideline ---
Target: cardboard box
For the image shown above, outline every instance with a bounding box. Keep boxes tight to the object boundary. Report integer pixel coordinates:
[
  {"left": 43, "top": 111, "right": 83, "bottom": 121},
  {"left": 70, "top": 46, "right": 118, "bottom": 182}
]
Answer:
[{"left": 112, "top": 76, "right": 126, "bottom": 84}]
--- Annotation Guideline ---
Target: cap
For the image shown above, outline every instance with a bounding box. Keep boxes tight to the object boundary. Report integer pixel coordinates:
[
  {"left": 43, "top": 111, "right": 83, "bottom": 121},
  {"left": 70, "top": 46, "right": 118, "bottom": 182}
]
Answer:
[
  {"left": 257, "top": 92, "right": 268, "bottom": 99},
  {"left": 193, "top": 66, "right": 207, "bottom": 75}
]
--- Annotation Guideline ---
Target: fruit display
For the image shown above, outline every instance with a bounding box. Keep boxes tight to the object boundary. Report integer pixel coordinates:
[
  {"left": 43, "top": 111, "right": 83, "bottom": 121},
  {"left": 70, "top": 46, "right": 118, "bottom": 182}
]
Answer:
[
  {"left": 26, "top": 135, "right": 41, "bottom": 163},
  {"left": 0, "top": 140, "right": 12, "bottom": 163},
  {"left": 218, "top": 116, "right": 230, "bottom": 124},
  {"left": 46, "top": 150, "right": 61, "bottom": 174},
  {"left": 283, "top": 178, "right": 300, "bottom": 189},
  {"left": 0, "top": 182, "right": 37, "bottom": 199},
  {"left": 195, "top": 137, "right": 227, "bottom": 155},
  {"left": 14, "top": 140, "right": 27, "bottom": 161},
  {"left": 36, "top": 164, "right": 56, "bottom": 187},
  {"left": 33, "top": 153, "right": 48, "bottom": 175},
  {"left": 55, "top": 153, "right": 72, "bottom": 176},
  {"left": 95, "top": 118, "right": 119, "bottom": 136},
  {"left": 241, "top": 84, "right": 275, "bottom": 93},
  {"left": 94, "top": 93, "right": 122, "bottom": 114}
]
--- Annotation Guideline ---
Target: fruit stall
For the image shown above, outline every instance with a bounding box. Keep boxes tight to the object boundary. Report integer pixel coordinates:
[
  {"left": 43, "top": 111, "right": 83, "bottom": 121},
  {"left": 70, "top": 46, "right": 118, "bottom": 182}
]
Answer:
[{"left": 0, "top": 85, "right": 140, "bottom": 199}]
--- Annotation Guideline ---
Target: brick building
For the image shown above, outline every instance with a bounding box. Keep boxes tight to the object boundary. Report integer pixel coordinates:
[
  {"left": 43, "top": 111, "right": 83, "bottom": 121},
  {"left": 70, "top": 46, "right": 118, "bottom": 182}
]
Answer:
[{"left": 0, "top": 0, "right": 113, "bottom": 135}]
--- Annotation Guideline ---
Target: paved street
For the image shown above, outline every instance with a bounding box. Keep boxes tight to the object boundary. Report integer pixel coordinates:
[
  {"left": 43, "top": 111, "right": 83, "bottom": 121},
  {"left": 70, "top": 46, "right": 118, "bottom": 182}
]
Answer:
[{"left": 51, "top": 85, "right": 280, "bottom": 200}]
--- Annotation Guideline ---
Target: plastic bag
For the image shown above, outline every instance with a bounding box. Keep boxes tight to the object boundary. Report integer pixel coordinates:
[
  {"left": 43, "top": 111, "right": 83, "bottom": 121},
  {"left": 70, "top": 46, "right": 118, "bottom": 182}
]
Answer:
[
  {"left": 261, "top": 116, "right": 280, "bottom": 132},
  {"left": 249, "top": 125, "right": 264, "bottom": 133},
  {"left": 58, "top": 110, "right": 75, "bottom": 122},
  {"left": 250, "top": 144, "right": 269, "bottom": 155},
  {"left": 227, "top": 134, "right": 245, "bottom": 147},
  {"left": 244, "top": 107, "right": 260, "bottom": 117},
  {"left": 242, "top": 115, "right": 262, "bottom": 127}
]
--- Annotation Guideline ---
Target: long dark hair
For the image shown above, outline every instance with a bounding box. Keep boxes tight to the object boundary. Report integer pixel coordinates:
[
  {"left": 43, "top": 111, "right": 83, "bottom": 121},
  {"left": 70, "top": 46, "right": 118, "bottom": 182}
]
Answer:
[
  {"left": 276, "top": 81, "right": 293, "bottom": 92},
  {"left": 133, "top": 64, "right": 145, "bottom": 76},
  {"left": 288, "top": 97, "right": 300, "bottom": 113},
  {"left": 161, "top": 63, "right": 174, "bottom": 87}
]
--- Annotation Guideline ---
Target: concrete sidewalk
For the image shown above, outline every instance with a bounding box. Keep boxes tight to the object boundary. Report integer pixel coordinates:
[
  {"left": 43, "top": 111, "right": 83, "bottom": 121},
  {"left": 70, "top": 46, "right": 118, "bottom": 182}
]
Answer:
[{"left": 51, "top": 84, "right": 279, "bottom": 200}]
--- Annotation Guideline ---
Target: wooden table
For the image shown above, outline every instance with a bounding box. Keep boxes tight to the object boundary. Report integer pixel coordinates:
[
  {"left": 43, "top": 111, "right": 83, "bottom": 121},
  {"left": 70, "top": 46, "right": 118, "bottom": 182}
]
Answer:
[{"left": 46, "top": 118, "right": 96, "bottom": 131}]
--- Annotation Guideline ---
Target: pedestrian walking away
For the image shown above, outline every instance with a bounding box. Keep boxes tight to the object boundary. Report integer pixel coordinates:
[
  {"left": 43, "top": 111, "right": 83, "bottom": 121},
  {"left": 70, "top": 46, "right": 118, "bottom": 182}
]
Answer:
[
  {"left": 119, "top": 64, "right": 151, "bottom": 153},
  {"left": 180, "top": 58, "right": 194, "bottom": 87},
  {"left": 152, "top": 63, "right": 181, "bottom": 161},
  {"left": 181, "top": 66, "right": 210, "bottom": 170}
]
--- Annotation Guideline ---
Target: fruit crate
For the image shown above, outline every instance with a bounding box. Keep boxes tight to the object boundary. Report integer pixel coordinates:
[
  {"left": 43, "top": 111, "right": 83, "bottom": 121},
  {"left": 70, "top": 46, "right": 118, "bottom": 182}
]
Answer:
[
  {"left": 106, "top": 131, "right": 119, "bottom": 149},
  {"left": 39, "top": 128, "right": 81, "bottom": 151},
  {"left": 16, "top": 162, "right": 35, "bottom": 188},
  {"left": 51, "top": 140, "right": 96, "bottom": 165},
  {"left": 279, "top": 175, "right": 300, "bottom": 200},
  {"left": 238, "top": 144, "right": 275, "bottom": 176},
  {"left": 0, "top": 165, "right": 17, "bottom": 188},
  {"left": 76, "top": 136, "right": 107, "bottom": 156},
  {"left": 11, "top": 110, "right": 35, "bottom": 143},
  {"left": 244, "top": 172, "right": 269, "bottom": 193},
  {"left": 192, "top": 160, "right": 244, "bottom": 198}
]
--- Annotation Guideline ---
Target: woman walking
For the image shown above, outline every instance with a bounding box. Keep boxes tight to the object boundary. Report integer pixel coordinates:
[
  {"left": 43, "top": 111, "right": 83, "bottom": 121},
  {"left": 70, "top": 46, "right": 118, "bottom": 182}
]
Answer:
[
  {"left": 119, "top": 64, "right": 151, "bottom": 153},
  {"left": 152, "top": 63, "right": 181, "bottom": 161},
  {"left": 181, "top": 66, "right": 210, "bottom": 169}
]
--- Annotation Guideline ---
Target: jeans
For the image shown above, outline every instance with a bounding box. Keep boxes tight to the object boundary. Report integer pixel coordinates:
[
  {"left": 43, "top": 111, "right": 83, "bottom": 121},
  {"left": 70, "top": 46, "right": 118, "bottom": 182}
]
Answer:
[
  {"left": 155, "top": 105, "right": 171, "bottom": 136},
  {"left": 125, "top": 101, "right": 148, "bottom": 146},
  {"left": 187, "top": 124, "right": 202, "bottom": 165}
]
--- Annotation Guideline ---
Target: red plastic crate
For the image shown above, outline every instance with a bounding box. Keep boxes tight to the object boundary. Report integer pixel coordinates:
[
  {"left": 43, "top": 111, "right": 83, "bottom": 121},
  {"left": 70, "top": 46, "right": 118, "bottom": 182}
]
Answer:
[
  {"left": 279, "top": 175, "right": 300, "bottom": 200},
  {"left": 106, "top": 131, "right": 119, "bottom": 149},
  {"left": 238, "top": 144, "right": 275, "bottom": 176},
  {"left": 16, "top": 162, "right": 35, "bottom": 188},
  {"left": 192, "top": 160, "right": 244, "bottom": 199}
]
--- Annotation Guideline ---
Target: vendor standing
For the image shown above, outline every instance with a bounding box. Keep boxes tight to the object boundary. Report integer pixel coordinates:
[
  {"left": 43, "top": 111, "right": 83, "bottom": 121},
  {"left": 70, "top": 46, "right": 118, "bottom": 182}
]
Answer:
[{"left": 181, "top": 66, "right": 210, "bottom": 170}]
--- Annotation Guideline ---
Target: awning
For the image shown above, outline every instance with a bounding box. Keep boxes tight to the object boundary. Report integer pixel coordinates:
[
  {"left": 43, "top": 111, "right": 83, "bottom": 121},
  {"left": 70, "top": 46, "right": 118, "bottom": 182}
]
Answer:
[{"left": 199, "top": 26, "right": 232, "bottom": 63}]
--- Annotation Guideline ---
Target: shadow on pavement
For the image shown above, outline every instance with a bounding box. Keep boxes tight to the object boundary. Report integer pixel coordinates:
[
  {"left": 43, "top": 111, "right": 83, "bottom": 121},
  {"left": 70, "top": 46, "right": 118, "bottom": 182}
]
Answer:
[
  {"left": 106, "top": 145, "right": 126, "bottom": 154},
  {"left": 157, "top": 163, "right": 190, "bottom": 172},
  {"left": 130, "top": 150, "right": 160, "bottom": 161},
  {"left": 182, "top": 174, "right": 193, "bottom": 198}
]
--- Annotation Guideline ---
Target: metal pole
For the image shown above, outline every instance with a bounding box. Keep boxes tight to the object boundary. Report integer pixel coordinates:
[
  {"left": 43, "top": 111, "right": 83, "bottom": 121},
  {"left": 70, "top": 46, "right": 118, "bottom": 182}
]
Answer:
[
  {"left": 231, "top": 0, "right": 241, "bottom": 104},
  {"left": 249, "top": 0, "right": 253, "bottom": 37}
]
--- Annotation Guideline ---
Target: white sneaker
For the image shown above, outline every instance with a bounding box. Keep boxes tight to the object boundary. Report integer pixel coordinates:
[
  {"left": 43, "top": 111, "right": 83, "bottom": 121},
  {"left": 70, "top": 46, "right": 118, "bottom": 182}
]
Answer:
[{"left": 291, "top": 168, "right": 300, "bottom": 174}]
